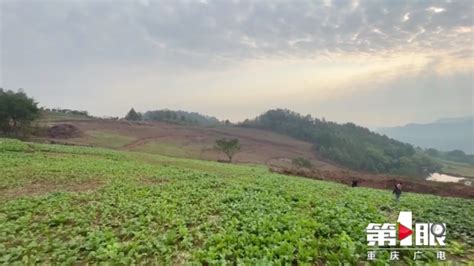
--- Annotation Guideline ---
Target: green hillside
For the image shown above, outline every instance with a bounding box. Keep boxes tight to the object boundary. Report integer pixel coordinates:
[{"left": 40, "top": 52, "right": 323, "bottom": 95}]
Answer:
[
  {"left": 241, "top": 109, "right": 441, "bottom": 177},
  {"left": 0, "top": 138, "right": 473, "bottom": 264}
]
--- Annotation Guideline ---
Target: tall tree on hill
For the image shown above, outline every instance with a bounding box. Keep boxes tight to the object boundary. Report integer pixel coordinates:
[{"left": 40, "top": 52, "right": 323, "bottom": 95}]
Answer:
[
  {"left": 0, "top": 88, "right": 40, "bottom": 137},
  {"left": 125, "top": 108, "right": 142, "bottom": 121},
  {"left": 215, "top": 138, "right": 241, "bottom": 162}
]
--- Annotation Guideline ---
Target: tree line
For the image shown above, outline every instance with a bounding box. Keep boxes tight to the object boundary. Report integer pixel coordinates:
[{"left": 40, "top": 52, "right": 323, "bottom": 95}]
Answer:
[
  {"left": 44, "top": 108, "right": 90, "bottom": 117},
  {"left": 0, "top": 89, "right": 40, "bottom": 138},
  {"left": 125, "top": 108, "right": 223, "bottom": 126},
  {"left": 240, "top": 109, "right": 442, "bottom": 177}
]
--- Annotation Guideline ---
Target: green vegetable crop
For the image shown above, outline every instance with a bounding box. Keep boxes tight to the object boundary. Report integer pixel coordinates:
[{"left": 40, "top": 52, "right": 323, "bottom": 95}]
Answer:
[{"left": 0, "top": 138, "right": 472, "bottom": 264}]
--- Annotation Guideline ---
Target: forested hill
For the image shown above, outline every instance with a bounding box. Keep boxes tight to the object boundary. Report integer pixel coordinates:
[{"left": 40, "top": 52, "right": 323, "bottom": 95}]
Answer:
[{"left": 240, "top": 109, "right": 440, "bottom": 177}]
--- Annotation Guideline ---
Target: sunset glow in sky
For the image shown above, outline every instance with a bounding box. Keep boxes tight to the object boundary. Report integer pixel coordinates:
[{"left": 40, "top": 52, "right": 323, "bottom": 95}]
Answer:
[{"left": 1, "top": 0, "right": 473, "bottom": 127}]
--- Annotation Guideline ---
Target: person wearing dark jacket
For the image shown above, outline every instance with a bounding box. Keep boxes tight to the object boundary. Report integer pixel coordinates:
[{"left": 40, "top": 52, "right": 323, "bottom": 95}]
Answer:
[{"left": 393, "top": 183, "right": 402, "bottom": 201}]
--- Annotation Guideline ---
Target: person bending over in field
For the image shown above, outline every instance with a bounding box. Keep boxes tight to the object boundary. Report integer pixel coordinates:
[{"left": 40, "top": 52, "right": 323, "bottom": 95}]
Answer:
[{"left": 393, "top": 182, "right": 402, "bottom": 202}]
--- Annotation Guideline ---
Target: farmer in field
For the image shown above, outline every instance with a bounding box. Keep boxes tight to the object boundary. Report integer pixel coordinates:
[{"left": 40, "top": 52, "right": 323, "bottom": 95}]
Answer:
[
  {"left": 393, "top": 182, "right": 402, "bottom": 201},
  {"left": 351, "top": 180, "right": 358, "bottom": 187}
]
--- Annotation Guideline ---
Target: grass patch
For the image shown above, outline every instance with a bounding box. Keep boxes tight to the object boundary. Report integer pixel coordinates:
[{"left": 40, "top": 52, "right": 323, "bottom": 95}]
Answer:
[
  {"left": 129, "top": 141, "right": 197, "bottom": 158},
  {"left": 82, "top": 130, "right": 137, "bottom": 149}
]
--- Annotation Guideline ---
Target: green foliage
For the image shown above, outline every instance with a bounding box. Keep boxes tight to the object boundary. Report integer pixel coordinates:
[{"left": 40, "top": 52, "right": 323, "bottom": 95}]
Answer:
[
  {"left": 215, "top": 138, "right": 241, "bottom": 162},
  {"left": 48, "top": 108, "right": 90, "bottom": 117},
  {"left": 0, "top": 138, "right": 473, "bottom": 264},
  {"left": 292, "top": 157, "right": 312, "bottom": 168},
  {"left": 241, "top": 109, "right": 441, "bottom": 176},
  {"left": 392, "top": 153, "right": 441, "bottom": 176},
  {"left": 0, "top": 89, "right": 40, "bottom": 137},
  {"left": 426, "top": 148, "right": 474, "bottom": 165},
  {"left": 124, "top": 108, "right": 142, "bottom": 121},
  {"left": 143, "top": 109, "right": 220, "bottom": 126},
  {"left": 424, "top": 148, "right": 474, "bottom": 176},
  {"left": 0, "top": 138, "right": 30, "bottom": 152}
]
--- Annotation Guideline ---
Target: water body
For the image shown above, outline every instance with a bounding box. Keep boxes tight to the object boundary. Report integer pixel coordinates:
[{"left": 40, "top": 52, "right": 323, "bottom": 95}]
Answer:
[{"left": 426, "top": 173, "right": 466, "bottom": 183}]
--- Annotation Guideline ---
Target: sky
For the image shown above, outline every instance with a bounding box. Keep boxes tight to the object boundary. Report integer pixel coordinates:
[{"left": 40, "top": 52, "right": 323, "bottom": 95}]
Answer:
[{"left": 1, "top": 0, "right": 473, "bottom": 127}]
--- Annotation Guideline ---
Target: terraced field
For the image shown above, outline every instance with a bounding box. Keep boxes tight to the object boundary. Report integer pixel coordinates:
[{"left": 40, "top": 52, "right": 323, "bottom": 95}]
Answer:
[{"left": 0, "top": 138, "right": 473, "bottom": 264}]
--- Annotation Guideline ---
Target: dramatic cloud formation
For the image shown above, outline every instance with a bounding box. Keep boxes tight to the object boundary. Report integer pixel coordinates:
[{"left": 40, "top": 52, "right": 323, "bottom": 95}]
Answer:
[{"left": 1, "top": 0, "right": 473, "bottom": 126}]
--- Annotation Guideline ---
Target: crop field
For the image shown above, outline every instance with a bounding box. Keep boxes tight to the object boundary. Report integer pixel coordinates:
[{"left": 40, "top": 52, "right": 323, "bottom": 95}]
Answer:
[{"left": 0, "top": 138, "right": 473, "bottom": 264}]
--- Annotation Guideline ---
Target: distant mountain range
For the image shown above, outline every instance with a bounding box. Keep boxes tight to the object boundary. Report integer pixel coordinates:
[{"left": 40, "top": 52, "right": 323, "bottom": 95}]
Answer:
[{"left": 377, "top": 116, "right": 474, "bottom": 154}]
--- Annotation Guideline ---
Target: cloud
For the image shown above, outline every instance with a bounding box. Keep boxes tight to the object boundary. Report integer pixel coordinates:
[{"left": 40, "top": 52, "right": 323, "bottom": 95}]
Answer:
[
  {"left": 3, "top": 0, "right": 472, "bottom": 67},
  {"left": 0, "top": 0, "right": 472, "bottom": 126}
]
